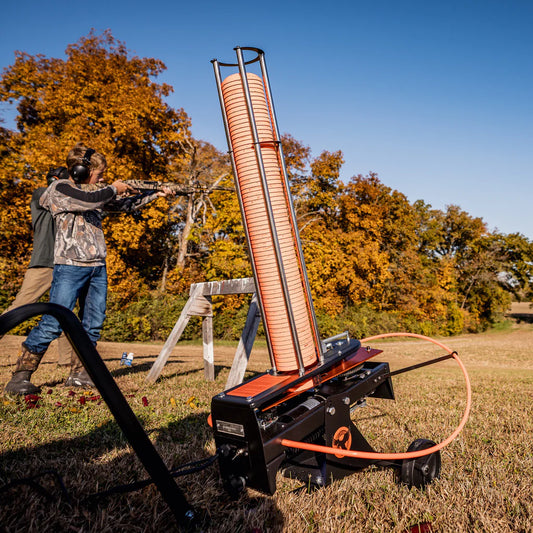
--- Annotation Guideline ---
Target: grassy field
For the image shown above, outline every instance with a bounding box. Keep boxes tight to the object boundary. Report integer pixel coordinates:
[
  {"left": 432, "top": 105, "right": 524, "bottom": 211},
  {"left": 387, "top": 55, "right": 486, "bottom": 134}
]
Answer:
[{"left": 1, "top": 320, "right": 532, "bottom": 532}]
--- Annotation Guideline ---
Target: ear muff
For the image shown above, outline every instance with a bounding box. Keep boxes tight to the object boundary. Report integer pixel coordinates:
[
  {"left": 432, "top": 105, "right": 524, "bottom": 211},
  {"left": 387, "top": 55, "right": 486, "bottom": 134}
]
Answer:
[
  {"left": 46, "top": 166, "right": 69, "bottom": 186},
  {"left": 70, "top": 148, "right": 96, "bottom": 182}
]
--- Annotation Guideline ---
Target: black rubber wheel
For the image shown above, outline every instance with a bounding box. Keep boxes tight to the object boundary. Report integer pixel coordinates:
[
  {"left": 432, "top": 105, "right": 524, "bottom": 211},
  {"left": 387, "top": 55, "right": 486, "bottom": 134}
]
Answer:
[{"left": 400, "top": 438, "right": 441, "bottom": 488}]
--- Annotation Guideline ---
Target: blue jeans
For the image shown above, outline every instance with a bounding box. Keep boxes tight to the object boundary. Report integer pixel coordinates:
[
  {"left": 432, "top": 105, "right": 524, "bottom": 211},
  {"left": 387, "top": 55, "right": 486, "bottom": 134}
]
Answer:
[{"left": 24, "top": 264, "right": 108, "bottom": 354}]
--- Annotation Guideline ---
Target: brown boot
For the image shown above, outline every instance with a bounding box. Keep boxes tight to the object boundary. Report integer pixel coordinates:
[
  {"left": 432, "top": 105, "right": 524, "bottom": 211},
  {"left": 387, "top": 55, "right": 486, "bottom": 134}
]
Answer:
[
  {"left": 4, "top": 370, "right": 40, "bottom": 395},
  {"left": 64, "top": 353, "right": 94, "bottom": 388},
  {"left": 4, "top": 345, "right": 43, "bottom": 396}
]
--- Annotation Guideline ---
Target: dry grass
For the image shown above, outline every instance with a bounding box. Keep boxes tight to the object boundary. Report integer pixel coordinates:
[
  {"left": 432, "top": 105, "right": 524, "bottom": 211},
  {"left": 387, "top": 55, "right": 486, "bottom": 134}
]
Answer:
[{"left": 1, "top": 322, "right": 532, "bottom": 532}]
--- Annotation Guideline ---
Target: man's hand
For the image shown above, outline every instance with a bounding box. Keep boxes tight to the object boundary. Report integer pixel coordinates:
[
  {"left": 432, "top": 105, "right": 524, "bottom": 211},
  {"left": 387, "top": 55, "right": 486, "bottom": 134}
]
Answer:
[{"left": 112, "top": 180, "right": 136, "bottom": 196}]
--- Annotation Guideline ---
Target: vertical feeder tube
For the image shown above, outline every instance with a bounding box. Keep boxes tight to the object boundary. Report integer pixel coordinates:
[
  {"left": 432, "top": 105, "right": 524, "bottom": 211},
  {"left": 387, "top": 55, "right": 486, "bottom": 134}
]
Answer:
[
  {"left": 234, "top": 47, "right": 306, "bottom": 375},
  {"left": 258, "top": 53, "right": 324, "bottom": 363},
  {"left": 212, "top": 58, "right": 278, "bottom": 373},
  {"left": 219, "top": 54, "right": 317, "bottom": 373}
]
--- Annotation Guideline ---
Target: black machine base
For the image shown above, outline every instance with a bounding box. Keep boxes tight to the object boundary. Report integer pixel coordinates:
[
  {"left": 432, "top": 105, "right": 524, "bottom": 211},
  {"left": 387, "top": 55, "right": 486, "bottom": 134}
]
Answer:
[{"left": 211, "top": 340, "right": 397, "bottom": 496}]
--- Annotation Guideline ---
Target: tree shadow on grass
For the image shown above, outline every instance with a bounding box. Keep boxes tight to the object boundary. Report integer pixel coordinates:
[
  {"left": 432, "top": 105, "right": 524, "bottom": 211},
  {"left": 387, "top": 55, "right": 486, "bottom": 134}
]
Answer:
[
  {"left": 152, "top": 364, "right": 233, "bottom": 383},
  {"left": 507, "top": 312, "right": 533, "bottom": 324},
  {"left": 0, "top": 409, "right": 284, "bottom": 532}
]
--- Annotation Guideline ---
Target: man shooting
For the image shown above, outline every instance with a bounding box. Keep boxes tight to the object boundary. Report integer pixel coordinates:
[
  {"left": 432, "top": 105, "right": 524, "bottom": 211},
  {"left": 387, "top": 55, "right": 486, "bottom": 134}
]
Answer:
[{"left": 4, "top": 143, "right": 170, "bottom": 395}]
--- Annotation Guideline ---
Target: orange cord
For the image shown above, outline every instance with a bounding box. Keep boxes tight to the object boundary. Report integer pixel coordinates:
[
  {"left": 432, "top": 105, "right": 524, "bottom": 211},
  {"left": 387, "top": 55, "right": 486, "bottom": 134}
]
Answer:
[{"left": 281, "top": 332, "right": 471, "bottom": 460}]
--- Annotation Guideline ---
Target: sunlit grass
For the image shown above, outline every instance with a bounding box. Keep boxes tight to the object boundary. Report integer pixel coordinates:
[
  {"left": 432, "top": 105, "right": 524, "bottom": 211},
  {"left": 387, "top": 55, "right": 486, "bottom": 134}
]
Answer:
[{"left": 1, "top": 325, "right": 532, "bottom": 532}]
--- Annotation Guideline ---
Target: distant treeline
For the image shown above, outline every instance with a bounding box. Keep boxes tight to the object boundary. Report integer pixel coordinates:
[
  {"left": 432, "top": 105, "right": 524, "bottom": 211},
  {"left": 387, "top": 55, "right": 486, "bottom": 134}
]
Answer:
[{"left": 1, "top": 31, "right": 532, "bottom": 341}]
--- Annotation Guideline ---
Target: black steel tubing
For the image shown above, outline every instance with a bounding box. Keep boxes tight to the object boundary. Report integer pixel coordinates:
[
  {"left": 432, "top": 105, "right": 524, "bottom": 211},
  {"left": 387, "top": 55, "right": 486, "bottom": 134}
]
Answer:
[
  {"left": 0, "top": 303, "right": 195, "bottom": 527},
  {"left": 387, "top": 353, "right": 456, "bottom": 378},
  {"left": 214, "top": 46, "right": 263, "bottom": 67}
]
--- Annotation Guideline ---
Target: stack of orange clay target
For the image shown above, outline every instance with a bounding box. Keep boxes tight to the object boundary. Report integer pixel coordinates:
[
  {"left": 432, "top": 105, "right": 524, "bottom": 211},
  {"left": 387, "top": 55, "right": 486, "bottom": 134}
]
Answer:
[{"left": 221, "top": 72, "right": 318, "bottom": 373}]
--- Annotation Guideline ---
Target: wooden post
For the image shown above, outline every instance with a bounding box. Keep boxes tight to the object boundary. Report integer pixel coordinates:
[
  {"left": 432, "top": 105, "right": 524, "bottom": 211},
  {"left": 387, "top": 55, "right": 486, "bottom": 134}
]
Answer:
[
  {"left": 145, "top": 278, "right": 257, "bottom": 385},
  {"left": 202, "top": 314, "right": 214, "bottom": 380},
  {"left": 225, "top": 293, "right": 261, "bottom": 389},
  {"left": 145, "top": 283, "right": 204, "bottom": 384}
]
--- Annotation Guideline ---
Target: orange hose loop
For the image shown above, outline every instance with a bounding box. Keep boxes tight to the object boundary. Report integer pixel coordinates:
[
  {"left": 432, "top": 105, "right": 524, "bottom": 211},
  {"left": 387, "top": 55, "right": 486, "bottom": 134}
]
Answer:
[{"left": 281, "top": 332, "right": 471, "bottom": 460}]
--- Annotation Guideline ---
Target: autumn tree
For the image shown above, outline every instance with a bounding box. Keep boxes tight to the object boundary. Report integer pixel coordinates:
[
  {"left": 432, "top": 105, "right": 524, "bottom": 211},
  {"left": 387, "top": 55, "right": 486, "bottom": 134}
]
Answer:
[
  {"left": 412, "top": 203, "right": 518, "bottom": 329},
  {"left": 0, "top": 30, "right": 191, "bottom": 303},
  {"left": 276, "top": 143, "right": 525, "bottom": 334},
  {"left": 282, "top": 149, "right": 389, "bottom": 315},
  {"left": 280, "top": 133, "right": 311, "bottom": 199},
  {"left": 492, "top": 232, "right": 533, "bottom": 301},
  {"left": 162, "top": 139, "right": 235, "bottom": 293}
]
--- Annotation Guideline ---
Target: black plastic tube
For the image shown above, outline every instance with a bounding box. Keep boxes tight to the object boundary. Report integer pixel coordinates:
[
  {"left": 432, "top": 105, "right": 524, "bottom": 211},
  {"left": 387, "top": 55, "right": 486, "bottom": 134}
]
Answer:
[{"left": 0, "top": 303, "right": 195, "bottom": 527}]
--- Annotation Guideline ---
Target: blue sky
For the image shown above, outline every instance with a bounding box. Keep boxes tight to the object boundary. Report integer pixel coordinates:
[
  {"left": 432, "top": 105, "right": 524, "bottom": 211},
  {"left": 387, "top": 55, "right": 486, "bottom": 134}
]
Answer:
[{"left": 2, "top": 1, "right": 532, "bottom": 238}]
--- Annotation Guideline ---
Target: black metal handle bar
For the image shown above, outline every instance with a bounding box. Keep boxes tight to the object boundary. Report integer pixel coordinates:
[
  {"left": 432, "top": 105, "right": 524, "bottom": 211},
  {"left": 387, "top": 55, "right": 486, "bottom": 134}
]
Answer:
[
  {"left": 211, "top": 46, "right": 264, "bottom": 67},
  {"left": 0, "top": 303, "right": 196, "bottom": 527},
  {"left": 387, "top": 352, "right": 456, "bottom": 378}
]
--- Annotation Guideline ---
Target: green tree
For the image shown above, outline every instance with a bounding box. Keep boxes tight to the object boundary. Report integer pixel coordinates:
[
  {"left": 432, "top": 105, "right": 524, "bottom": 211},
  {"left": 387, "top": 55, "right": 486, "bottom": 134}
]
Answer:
[{"left": 494, "top": 232, "right": 533, "bottom": 301}]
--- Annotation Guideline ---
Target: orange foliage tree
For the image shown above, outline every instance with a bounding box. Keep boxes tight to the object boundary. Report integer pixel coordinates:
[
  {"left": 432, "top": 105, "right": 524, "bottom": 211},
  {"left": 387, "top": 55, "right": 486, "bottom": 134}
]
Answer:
[
  {"left": 2, "top": 33, "right": 531, "bottom": 339},
  {"left": 0, "top": 30, "right": 191, "bottom": 304}
]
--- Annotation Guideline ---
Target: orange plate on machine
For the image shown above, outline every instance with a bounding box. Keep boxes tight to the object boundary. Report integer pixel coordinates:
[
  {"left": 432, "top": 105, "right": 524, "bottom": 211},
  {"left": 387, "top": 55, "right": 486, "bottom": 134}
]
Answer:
[
  {"left": 261, "top": 346, "right": 383, "bottom": 411},
  {"left": 226, "top": 373, "right": 297, "bottom": 399},
  {"left": 227, "top": 345, "right": 383, "bottom": 411}
]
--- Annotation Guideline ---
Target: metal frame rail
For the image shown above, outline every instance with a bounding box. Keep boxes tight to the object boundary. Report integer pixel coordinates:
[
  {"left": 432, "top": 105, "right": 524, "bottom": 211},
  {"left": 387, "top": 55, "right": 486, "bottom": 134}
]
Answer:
[
  {"left": 0, "top": 303, "right": 195, "bottom": 528},
  {"left": 211, "top": 46, "right": 323, "bottom": 374}
]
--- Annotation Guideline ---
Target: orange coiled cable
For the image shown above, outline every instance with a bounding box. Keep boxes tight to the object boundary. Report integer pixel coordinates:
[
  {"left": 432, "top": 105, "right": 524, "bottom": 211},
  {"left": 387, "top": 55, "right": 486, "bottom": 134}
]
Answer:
[
  {"left": 281, "top": 333, "right": 471, "bottom": 459},
  {"left": 222, "top": 72, "right": 317, "bottom": 372}
]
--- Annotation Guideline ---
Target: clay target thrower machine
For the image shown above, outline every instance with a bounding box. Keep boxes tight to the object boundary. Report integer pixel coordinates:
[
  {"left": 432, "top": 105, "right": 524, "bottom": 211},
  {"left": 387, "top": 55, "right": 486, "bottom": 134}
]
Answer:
[{"left": 210, "top": 47, "right": 471, "bottom": 497}]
